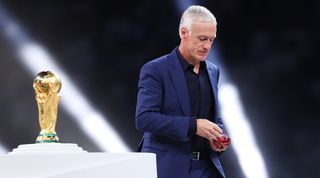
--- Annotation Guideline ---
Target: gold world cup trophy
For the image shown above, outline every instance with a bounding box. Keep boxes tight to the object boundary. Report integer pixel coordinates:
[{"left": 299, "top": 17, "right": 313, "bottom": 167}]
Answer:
[{"left": 33, "top": 71, "right": 61, "bottom": 143}]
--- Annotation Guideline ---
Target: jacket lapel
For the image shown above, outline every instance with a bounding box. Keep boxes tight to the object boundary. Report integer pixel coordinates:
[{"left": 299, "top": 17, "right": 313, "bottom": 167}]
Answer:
[
  {"left": 205, "top": 61, "right": 221, "bottom": 117},
  {"left": 168, "top": 50, "right": 191, "bottom": 116}
]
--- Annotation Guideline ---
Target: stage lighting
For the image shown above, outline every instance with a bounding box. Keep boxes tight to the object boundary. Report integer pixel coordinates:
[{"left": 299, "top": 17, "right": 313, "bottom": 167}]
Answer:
[{"left": 219, "top": 83, "right": 269, "bottom": 178}]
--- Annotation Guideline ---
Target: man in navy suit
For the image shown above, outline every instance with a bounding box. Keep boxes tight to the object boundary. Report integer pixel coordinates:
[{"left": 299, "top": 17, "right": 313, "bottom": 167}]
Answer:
[{"left": 136, "top": 5, "right": 230, "bottom": 178}]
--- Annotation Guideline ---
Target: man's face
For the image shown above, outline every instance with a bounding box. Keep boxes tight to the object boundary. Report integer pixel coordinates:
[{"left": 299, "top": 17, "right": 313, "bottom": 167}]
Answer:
[{"left": 186, "top": 22, "right": 216, "bottom": 62}]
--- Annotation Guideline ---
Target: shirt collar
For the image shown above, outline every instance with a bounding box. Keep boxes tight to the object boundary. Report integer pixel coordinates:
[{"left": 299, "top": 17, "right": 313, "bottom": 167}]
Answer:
[{"left": 176, "top": 48, "right": 207, "bottom": 72}]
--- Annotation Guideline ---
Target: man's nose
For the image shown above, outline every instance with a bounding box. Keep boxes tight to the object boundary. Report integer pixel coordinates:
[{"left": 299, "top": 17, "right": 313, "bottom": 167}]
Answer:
[{"left": 203, "top": 40, "right": 212, "bottom": 50}]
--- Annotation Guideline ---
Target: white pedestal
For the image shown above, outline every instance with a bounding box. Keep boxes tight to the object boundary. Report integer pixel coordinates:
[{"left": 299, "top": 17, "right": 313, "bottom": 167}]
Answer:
[
  {"left": 0, "top": 143, "right": 157, "bottom": 178},
  {"left": 9, "top": 143, "right": 87, "bottom": 154}
]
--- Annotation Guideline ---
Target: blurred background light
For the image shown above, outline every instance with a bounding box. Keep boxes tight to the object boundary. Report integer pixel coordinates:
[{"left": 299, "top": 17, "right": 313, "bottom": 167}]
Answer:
[
  {"left": 209, "top": 48, "right": 269, "bottom": 178},
  {"left": 219, "top": 83, "right": 268, "bottom": 178},
  {"left": 0, "top": 143, "right": 7, "bottom": 154}
]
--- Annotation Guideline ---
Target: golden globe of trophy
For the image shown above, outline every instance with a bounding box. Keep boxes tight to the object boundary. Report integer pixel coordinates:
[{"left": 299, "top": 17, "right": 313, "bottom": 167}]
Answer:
[{"left": 33, "top": 71, "right": 61, "bottom": 143}]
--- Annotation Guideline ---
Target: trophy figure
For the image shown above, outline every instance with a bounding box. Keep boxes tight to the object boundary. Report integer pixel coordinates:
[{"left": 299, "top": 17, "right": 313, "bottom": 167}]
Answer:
[{"left": 33, "top": 71, "right": 61, "bottom": 143}]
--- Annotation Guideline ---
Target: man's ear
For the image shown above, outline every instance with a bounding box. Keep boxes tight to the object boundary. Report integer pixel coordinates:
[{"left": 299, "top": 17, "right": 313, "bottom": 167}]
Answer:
[{"left": 179, "top": 27, "right": 188, "bottom": 39}]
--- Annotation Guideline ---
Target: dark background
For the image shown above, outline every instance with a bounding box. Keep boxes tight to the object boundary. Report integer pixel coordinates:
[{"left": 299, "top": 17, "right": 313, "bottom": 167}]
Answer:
[{"left": 0, "top": 1, "right": 319, "bottom": 178}]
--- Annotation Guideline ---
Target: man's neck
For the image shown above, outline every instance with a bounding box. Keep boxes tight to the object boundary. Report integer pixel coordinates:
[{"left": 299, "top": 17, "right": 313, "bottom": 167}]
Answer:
[
  {"left": 193, "top": 63, "right": 200, "bottom": 74},
  {"left": 178, "top": 46, "right": 200, "bottom": 74}
]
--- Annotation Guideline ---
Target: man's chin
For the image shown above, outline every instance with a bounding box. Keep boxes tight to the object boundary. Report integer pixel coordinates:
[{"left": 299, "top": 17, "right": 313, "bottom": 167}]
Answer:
[
  {"left": 197, "top": 54, "right": 208, "bottom": 61},
  {"left": 192, "top": 54, "right": 207, "bottom": 63},
  {"left": 197, "top": 56, "right": 207, "bottom": 61}
]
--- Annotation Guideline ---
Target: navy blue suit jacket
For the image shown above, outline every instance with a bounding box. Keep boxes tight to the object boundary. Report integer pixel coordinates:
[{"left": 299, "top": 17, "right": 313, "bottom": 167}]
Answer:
[{"left": 136, "top": 49, "right": 226, "bottom": 178}]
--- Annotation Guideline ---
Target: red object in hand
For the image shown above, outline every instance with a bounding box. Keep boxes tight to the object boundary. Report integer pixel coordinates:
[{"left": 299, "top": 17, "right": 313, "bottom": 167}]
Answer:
[
  {"left": 210, "top": 133, "right": 231, "bottom": 151},
  {"left": 212, "top": 141, "right": 222, "bottom": 148},
  {"left": 217, "top": 134, "right": 231, "bottom": 146}
]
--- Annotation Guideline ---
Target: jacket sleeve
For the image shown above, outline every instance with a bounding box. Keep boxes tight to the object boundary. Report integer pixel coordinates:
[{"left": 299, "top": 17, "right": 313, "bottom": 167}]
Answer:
[{"left": 135, "top": 62, "right": 191, "bottom": 141}]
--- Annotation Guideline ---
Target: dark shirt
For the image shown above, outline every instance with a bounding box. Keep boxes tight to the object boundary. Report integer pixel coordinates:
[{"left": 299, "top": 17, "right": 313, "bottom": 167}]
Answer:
[{"left": 176, "top": 48, "right": 215, "bottom": 152}]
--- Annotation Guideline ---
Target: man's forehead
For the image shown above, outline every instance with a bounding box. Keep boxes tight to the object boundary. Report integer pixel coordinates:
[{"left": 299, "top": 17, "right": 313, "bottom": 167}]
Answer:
[{"left": 191, "top": 24, "right": 217, "bottom": 38}]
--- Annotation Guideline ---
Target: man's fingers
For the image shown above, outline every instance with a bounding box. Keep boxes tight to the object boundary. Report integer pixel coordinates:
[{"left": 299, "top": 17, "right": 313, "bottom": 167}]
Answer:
[
  {"left": 212, "top": 129, "right": 223, "bottom": 139},
  {"left": 207, "top": 126, "right": 223, "bottom": 141},
  {"left": 196, "top": 119, "right": 224, "bottom": 141},
  {"left": 210, "top": 141, "right": 224, "bottom": 152},
  {"left": 212, "top": 124, "right": 223, "bottom": 134},
  {"left": 207, "top": 134, "right": 218, "bottom": 142},
  {"left": 220, "top": 138, "right": 231, "bottom": 147},
  {"left": 222, "top": 142, "right": 231, "bottom": 147},
  {"left": 213, "top": 141, "right": 221, "bottom": 148}
]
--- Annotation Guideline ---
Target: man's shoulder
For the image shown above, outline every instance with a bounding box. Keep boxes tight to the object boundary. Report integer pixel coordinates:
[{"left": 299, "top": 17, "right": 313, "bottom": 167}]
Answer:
[{"left": 142, "top": 50, "right": 177, "bottom": 70}]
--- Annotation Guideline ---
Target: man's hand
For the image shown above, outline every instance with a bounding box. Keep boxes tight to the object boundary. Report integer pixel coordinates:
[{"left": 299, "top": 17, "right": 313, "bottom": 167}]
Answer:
[
  {"left": 195, "top": 119, "right": 231, "bottom": 152},
  {"left": 209, "top": 133, "right": 231, "bottom": 152},
  {"left": 196, "top": 119, "right": 223, "bottom": 142}
]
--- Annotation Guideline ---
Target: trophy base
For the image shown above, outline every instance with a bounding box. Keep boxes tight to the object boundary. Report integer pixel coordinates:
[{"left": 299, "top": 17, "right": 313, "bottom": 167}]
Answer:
[
  {"left": 8, "top": 143, "right": 87, "bottom": 154},
  {"left": 36, "top": 132, "right": 59, "bottom": 143}
]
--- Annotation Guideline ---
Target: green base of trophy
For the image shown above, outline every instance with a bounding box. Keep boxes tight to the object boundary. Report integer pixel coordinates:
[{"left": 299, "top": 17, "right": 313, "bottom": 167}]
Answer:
[{"left": 36, "top": 133, "right": 59, "bottom": 143}]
